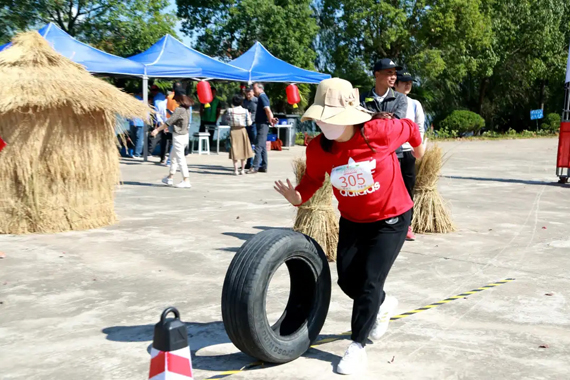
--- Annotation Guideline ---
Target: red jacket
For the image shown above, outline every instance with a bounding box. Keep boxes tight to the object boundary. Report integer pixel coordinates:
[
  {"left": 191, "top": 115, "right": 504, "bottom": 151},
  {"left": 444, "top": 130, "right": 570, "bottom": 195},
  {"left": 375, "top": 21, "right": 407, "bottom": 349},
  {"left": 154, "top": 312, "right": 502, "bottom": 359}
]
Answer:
[{"left": 296, "top": 118, "right": 422, "bottom": 223}]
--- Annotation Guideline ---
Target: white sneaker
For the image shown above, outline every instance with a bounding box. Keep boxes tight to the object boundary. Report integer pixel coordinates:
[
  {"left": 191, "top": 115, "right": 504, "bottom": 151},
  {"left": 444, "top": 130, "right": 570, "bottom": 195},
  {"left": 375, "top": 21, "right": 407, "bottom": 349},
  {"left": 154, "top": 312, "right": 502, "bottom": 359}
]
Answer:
[
  {"left": 162, "top": 177, "right": 173, "bottom": 186},
  {"left": 369, "top": 296, "right": 398, "bottom": 341},
  {"left": 337, "top": 342, "right": 367, "bottom": 375},
  {"left": 174, "top": 181, "right": 191, "bottom": 189}
]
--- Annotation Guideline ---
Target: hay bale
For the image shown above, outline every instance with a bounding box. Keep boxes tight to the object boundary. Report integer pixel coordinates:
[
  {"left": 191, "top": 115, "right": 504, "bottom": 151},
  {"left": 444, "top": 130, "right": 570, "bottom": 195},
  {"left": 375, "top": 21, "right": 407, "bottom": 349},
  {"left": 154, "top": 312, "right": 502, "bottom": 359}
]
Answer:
[
  {"left": 412, "top": 144, "right": 456, "bottom": 234},
  {"left": 0, "top": 32, "right": 150, "bottom": 234},
  {"left": 292, "top": 158, "right": 339, "bottom": 261}
]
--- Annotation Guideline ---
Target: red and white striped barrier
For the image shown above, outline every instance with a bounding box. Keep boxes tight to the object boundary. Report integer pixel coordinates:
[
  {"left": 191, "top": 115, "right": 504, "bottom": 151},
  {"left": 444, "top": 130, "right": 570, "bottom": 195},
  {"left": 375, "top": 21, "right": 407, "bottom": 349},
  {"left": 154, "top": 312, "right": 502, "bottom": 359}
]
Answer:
[{"left": 149, "top": 346, "right": 193, "bottom": 380}]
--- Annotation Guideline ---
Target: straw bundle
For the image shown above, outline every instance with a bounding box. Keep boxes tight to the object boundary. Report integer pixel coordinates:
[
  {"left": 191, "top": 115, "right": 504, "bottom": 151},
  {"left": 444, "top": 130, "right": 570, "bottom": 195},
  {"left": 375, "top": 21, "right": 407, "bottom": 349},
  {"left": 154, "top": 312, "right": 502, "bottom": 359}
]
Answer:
[
  {"left": 412, "top": 144, "right": 455, "bottom": 234},
  {"left": 0, "top": 31, "right": 150, "bottom": 234},
  {"left": 292, "top": 158, "right": 339, "bottom": 261}
]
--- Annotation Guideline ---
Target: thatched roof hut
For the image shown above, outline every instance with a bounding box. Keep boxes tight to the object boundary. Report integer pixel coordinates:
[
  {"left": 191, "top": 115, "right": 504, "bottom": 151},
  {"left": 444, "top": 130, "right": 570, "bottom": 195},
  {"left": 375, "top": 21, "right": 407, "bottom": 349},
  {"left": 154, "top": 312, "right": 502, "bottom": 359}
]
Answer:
[{"left": 0, "top": 31, "right": 150, "bottom": 234}]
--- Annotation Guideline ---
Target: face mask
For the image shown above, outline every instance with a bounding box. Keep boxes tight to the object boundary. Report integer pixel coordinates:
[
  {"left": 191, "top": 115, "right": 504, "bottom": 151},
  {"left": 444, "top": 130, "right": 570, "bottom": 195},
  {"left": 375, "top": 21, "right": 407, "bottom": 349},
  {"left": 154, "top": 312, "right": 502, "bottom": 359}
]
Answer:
[{"left": 317, "top": 120, "right": 347, "bottom": 140}]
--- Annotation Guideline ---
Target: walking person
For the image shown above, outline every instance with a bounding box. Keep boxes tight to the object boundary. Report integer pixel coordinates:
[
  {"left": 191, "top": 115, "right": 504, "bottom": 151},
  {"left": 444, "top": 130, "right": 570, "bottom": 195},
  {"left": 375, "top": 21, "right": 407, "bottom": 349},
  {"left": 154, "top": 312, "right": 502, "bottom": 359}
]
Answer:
[
  {"left": 242, "top": 87, "right": 258, "bottom": 169},
  {"left": 274, "top": 78, "right": 424, "bottom": 375},
  {"left": 394, "top": 69, "right": 426, "bottom": 241},
  {"left": 248, "top": 83, "right": 278, "bottom": 174},
  {"left": 150, "top": 93, "right": 194, "bottom": 189},
  {"left": 223, "top": 95, "right": 254, "bottom": 175}
]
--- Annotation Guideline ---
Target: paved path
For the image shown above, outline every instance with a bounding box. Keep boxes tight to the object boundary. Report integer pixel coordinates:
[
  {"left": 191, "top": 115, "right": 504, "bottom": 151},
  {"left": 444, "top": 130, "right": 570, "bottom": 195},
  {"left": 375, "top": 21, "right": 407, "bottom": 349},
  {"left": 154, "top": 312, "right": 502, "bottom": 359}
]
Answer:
[{"left": 1, "top": 138, "right": 569, "bottom": 379}]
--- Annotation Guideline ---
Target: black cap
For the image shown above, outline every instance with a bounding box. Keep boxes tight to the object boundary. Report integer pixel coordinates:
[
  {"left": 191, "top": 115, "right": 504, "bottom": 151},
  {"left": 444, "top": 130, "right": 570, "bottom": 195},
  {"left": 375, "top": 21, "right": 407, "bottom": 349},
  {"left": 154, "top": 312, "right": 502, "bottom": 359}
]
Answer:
[
  {"left": 174, "top": 88, "right": 186, "bottom": 97},
  {"left": 397, "top": 69, "right": 413, "bottom": 82},
  {"left": 373, "top": 58, "right": 403, "bottom": 72}
]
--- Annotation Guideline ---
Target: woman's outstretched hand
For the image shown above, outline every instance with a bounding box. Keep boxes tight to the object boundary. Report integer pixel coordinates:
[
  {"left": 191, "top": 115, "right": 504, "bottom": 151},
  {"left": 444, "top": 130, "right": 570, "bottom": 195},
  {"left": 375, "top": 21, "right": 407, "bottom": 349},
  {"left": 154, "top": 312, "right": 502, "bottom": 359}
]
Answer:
[{"left": 274, "top": 179, "right": 303, "bottom": 206}]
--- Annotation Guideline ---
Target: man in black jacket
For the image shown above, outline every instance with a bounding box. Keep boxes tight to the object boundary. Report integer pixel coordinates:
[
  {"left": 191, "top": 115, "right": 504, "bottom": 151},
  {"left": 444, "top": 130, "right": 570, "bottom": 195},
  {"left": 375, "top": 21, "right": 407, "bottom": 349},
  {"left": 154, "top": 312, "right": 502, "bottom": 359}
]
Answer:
[{"left": 360, "top": 58, "right": 408, "bottom": 123}]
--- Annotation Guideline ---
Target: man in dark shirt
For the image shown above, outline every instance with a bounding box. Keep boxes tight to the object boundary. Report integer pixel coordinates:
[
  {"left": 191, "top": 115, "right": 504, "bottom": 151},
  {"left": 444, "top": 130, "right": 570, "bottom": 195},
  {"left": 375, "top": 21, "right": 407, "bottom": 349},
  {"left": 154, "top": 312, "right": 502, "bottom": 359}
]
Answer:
[
  {"left": 242, "top": 88, "right": 258, "bottom": 169},
  {"left": 360, "top": 58, "right": 408, "bottom": 158},
  {"left": 249, "top": 83, "right": 278, "bottom": 174}
]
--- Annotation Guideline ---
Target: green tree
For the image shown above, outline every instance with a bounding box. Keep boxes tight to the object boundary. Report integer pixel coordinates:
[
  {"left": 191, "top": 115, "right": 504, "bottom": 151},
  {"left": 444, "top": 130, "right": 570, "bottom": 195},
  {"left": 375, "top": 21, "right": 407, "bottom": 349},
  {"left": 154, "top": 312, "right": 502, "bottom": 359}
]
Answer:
[
  {"left": 176, "top": 0, "right": 320, "bottom": 112},
  {"left": 474, "top": 0, "right": 570, "bottom": 130},
  {"left": 316, "top": 0, "right": 570, "bottom": 132},
  {"left": 316, "top": 0, "right": 415, "bottom": 89},
  {"left": 0, "top": 0, "right": 37, "bottom": 41},
  {"left": 0, "top": 0, "right": 177, "bottom": 57},
  {"left": 316, "top": 0, "right": 493, "bottom": 104}
]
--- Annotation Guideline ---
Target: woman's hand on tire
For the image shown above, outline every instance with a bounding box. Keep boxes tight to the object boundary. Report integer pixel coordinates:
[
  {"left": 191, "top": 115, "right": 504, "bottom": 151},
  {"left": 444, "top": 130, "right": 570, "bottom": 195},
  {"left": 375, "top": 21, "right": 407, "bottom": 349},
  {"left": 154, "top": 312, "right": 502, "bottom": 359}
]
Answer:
[{"left": 274, "top": 179, "right": 302, "bottom": 206}]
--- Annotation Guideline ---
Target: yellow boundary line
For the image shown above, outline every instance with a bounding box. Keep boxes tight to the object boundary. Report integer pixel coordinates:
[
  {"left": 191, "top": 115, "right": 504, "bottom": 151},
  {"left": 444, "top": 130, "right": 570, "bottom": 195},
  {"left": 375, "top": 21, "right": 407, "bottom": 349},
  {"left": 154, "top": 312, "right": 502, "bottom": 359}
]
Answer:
[{"left": 204, "top": 278, "right": 515, "bottom": 379}]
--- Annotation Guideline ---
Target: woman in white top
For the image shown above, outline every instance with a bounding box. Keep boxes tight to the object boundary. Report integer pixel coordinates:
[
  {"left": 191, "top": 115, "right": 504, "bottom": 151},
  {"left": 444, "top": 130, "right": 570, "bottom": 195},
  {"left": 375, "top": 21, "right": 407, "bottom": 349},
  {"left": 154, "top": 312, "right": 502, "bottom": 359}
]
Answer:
[
  {"left": 223, "top": 95, "right": 254, "bottom": 175},
  {"left": 394, "top": 69, "right": 425, "bottom": 241}
]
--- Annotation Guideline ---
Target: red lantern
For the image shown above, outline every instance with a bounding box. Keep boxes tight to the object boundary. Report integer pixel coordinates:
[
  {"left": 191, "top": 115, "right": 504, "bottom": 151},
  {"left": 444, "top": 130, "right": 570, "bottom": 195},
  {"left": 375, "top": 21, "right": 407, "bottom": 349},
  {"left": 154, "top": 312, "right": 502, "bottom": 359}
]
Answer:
[
  {"left": 286, "top": 84, "right": 300, "bottom": 108},
  {"left": 197, "top": 81, "right": 213, "bottom": 108}
]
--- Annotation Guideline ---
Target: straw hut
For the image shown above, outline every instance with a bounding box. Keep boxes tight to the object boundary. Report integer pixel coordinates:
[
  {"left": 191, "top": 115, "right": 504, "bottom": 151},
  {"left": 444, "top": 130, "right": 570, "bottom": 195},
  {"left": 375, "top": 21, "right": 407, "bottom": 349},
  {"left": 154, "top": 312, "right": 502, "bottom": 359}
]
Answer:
[{"left": 0, "top": 31, "right": 150, "bottom": 234}]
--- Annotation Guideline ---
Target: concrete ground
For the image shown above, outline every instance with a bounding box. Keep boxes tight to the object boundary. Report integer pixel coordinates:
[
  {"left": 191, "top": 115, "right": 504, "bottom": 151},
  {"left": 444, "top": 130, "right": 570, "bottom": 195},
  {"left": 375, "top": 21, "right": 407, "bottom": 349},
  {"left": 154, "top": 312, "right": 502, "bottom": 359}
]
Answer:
[{"left": 1, "top": 138, "right": 569, "bottom": 380}]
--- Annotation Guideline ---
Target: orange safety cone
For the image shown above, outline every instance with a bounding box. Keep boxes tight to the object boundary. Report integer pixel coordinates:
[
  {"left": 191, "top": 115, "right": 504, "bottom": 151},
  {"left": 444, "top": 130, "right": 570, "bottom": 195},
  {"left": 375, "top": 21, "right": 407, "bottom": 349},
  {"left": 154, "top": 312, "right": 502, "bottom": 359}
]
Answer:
[{"left": 148, "top": 307, "right": 193, "bottom": 380}]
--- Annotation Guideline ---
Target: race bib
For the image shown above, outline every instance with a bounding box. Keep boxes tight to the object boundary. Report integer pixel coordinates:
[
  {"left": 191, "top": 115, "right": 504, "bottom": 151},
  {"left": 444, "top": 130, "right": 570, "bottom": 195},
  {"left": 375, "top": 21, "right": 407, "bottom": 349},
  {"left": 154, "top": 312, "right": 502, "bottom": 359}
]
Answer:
[{"left": 330, "top": 158, "right": 376, "bottom": 193}]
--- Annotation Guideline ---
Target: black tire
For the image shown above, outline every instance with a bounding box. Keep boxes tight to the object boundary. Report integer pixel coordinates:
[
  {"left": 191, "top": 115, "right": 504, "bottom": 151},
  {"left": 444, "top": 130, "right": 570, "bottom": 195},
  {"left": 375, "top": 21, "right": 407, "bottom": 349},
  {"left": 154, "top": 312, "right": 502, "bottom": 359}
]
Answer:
[{"left": 221, "top": 229, "right": 332, "bottom": 364}]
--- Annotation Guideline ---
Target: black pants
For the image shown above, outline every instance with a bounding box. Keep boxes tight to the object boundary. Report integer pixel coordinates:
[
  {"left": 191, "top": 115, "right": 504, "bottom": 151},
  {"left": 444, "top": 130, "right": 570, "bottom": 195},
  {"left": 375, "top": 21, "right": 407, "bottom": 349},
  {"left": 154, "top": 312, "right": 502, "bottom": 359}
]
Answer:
[
  {"left": 399, "top": 151, "right": 416, "bottom": 220},
  {"left": 149, "top": 131, "right": 172, "bottom": 162},
  {"left": 252, "top": 123, "right": 269, "bottom": 170},
  {"left": 336, "top": 210, "right": 411, "bottom": 345}
]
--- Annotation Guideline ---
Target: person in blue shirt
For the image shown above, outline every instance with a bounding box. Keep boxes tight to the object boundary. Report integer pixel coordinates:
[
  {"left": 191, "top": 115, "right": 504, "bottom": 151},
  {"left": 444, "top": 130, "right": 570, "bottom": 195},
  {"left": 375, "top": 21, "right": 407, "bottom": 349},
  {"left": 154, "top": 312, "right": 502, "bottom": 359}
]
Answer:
[
  {"left": 127, "top": 92, "right": 145, "bottom": 158},
  {"left": 248, "top": 83, "right": 278, "bottom": 174},
  {"left": 150, "top": 85, "right": 170, "bottom": 165}
]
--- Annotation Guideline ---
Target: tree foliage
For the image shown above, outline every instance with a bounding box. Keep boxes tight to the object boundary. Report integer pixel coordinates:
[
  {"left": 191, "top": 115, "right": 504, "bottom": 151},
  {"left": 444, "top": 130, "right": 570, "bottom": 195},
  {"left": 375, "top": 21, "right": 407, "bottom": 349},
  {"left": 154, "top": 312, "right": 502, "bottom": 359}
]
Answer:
[
  {"left": 315, "top": 0, "right": 570, "bottom": 131},
  {"left": 176, "top": 0, "right": 319, "bottom": 112},
  {"left": 0, "top": 0, "right": 177, "bottom": 57}
]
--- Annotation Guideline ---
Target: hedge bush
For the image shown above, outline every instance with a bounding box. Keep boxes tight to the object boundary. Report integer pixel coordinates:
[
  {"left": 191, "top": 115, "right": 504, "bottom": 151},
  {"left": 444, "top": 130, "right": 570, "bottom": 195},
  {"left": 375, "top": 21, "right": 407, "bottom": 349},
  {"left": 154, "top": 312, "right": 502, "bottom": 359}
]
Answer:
[
  {"left": 439, "top": 110, "right": 485, "bottom": 135},
  {"left": 540, "top": 113, "right": 561, "bottom": 132}
]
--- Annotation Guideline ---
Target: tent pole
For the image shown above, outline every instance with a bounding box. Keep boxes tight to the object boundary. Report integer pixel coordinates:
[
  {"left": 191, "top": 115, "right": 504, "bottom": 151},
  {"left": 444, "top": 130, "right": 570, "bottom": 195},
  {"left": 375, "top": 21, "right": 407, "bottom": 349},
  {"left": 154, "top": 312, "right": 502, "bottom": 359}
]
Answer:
[{"left": 142, "top": 75, "right": 149, "bottom": 161}]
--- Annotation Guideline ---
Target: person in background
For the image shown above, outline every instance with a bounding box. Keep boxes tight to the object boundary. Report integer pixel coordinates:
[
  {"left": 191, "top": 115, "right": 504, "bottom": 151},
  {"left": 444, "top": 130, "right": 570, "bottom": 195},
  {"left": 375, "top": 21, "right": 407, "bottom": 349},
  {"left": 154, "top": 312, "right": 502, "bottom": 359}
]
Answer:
[
  {"left": 248, "top": 82, "right": 278, "bottom": 174},
  {"left": 223, "top": 94, "right": 254, "bottom": 175},
  {"left": 200, "top": 86, "right": 221, "bottom": 147},
  {"left": 150, "top": 93, "right": 194, "bottom": 189},
  {"left": 167, "top": 82, "right": 183, "bottom": 117},
  {"left": 242, "top": 87, "right": 258, "bottom": 169},
  {"left": 274, "top": 78, "right": 425, "bottom": 376},
  {"left": 128, "top": 90, "right": 145, "bottom": 158},
  {"left": 360, "top": 58, "right": 408, "bottom": 121},
  {"left": 394, "top": 69, "right": 426, "bottom": 241},
  {"left": 150, "top": 84, "right": 170, "bottom": 165},
  {"left": 167, "top": 82, "right": 194, "bottom": 156}
]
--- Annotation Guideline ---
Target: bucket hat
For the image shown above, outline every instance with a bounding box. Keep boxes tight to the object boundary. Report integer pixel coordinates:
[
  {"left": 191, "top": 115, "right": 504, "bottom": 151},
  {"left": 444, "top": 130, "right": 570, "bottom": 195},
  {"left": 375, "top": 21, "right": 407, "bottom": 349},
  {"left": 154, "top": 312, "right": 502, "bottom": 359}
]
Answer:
[{"left": 301, "top": 78, "right": 372, "bottom": 125}]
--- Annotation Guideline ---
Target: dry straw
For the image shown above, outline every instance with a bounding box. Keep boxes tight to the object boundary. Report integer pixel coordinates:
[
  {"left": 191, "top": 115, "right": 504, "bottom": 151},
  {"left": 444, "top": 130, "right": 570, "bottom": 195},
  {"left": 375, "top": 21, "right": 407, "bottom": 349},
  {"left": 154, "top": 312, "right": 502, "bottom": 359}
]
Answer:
[
  {"left": 412, "top": 143, "right": 456, "bottom": 234},
  {"left": 0, "top": 31, "right": 150, "bottom": 234},
  {"left": 292, "top": 158, "right": 339, "bottom": 261}
]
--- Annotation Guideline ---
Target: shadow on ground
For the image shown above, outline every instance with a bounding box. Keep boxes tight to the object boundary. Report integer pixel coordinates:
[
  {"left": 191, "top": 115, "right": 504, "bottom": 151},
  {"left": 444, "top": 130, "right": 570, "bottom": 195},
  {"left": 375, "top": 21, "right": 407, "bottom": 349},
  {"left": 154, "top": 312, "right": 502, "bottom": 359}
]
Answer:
[
  {"left": 102, "top": 320, "right": 341, "bottom": 374},
  {"left": 120, "top": 181, "right": 166, "bottom": 188},
  {"left": 219, "top": 226, "right": 294, "bottom": 253}
]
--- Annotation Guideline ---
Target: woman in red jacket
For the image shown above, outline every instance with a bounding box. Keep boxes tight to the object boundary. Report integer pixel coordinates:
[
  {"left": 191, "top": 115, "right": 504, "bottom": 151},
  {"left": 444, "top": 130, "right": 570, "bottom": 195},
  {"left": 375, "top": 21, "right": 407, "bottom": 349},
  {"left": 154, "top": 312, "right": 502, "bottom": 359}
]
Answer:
[{"left": 275, "top": 78, "right": 424, "bottom": 375}]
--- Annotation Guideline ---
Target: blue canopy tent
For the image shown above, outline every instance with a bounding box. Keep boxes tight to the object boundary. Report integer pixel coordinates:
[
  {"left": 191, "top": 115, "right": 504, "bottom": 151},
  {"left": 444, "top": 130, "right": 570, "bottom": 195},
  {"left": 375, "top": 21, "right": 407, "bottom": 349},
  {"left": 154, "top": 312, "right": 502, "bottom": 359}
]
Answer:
[
  {"left": 230, "top": 42, "right": 331, "bottom": 84},
  {"left": 128, "top": 34, "right": 249, "bottom": 81},
  {"left": 0, "top": 23, "right": 144, "bottom": 77},
  {"left": 129, "top": 34, "right": 251, "bottom": 159}
]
